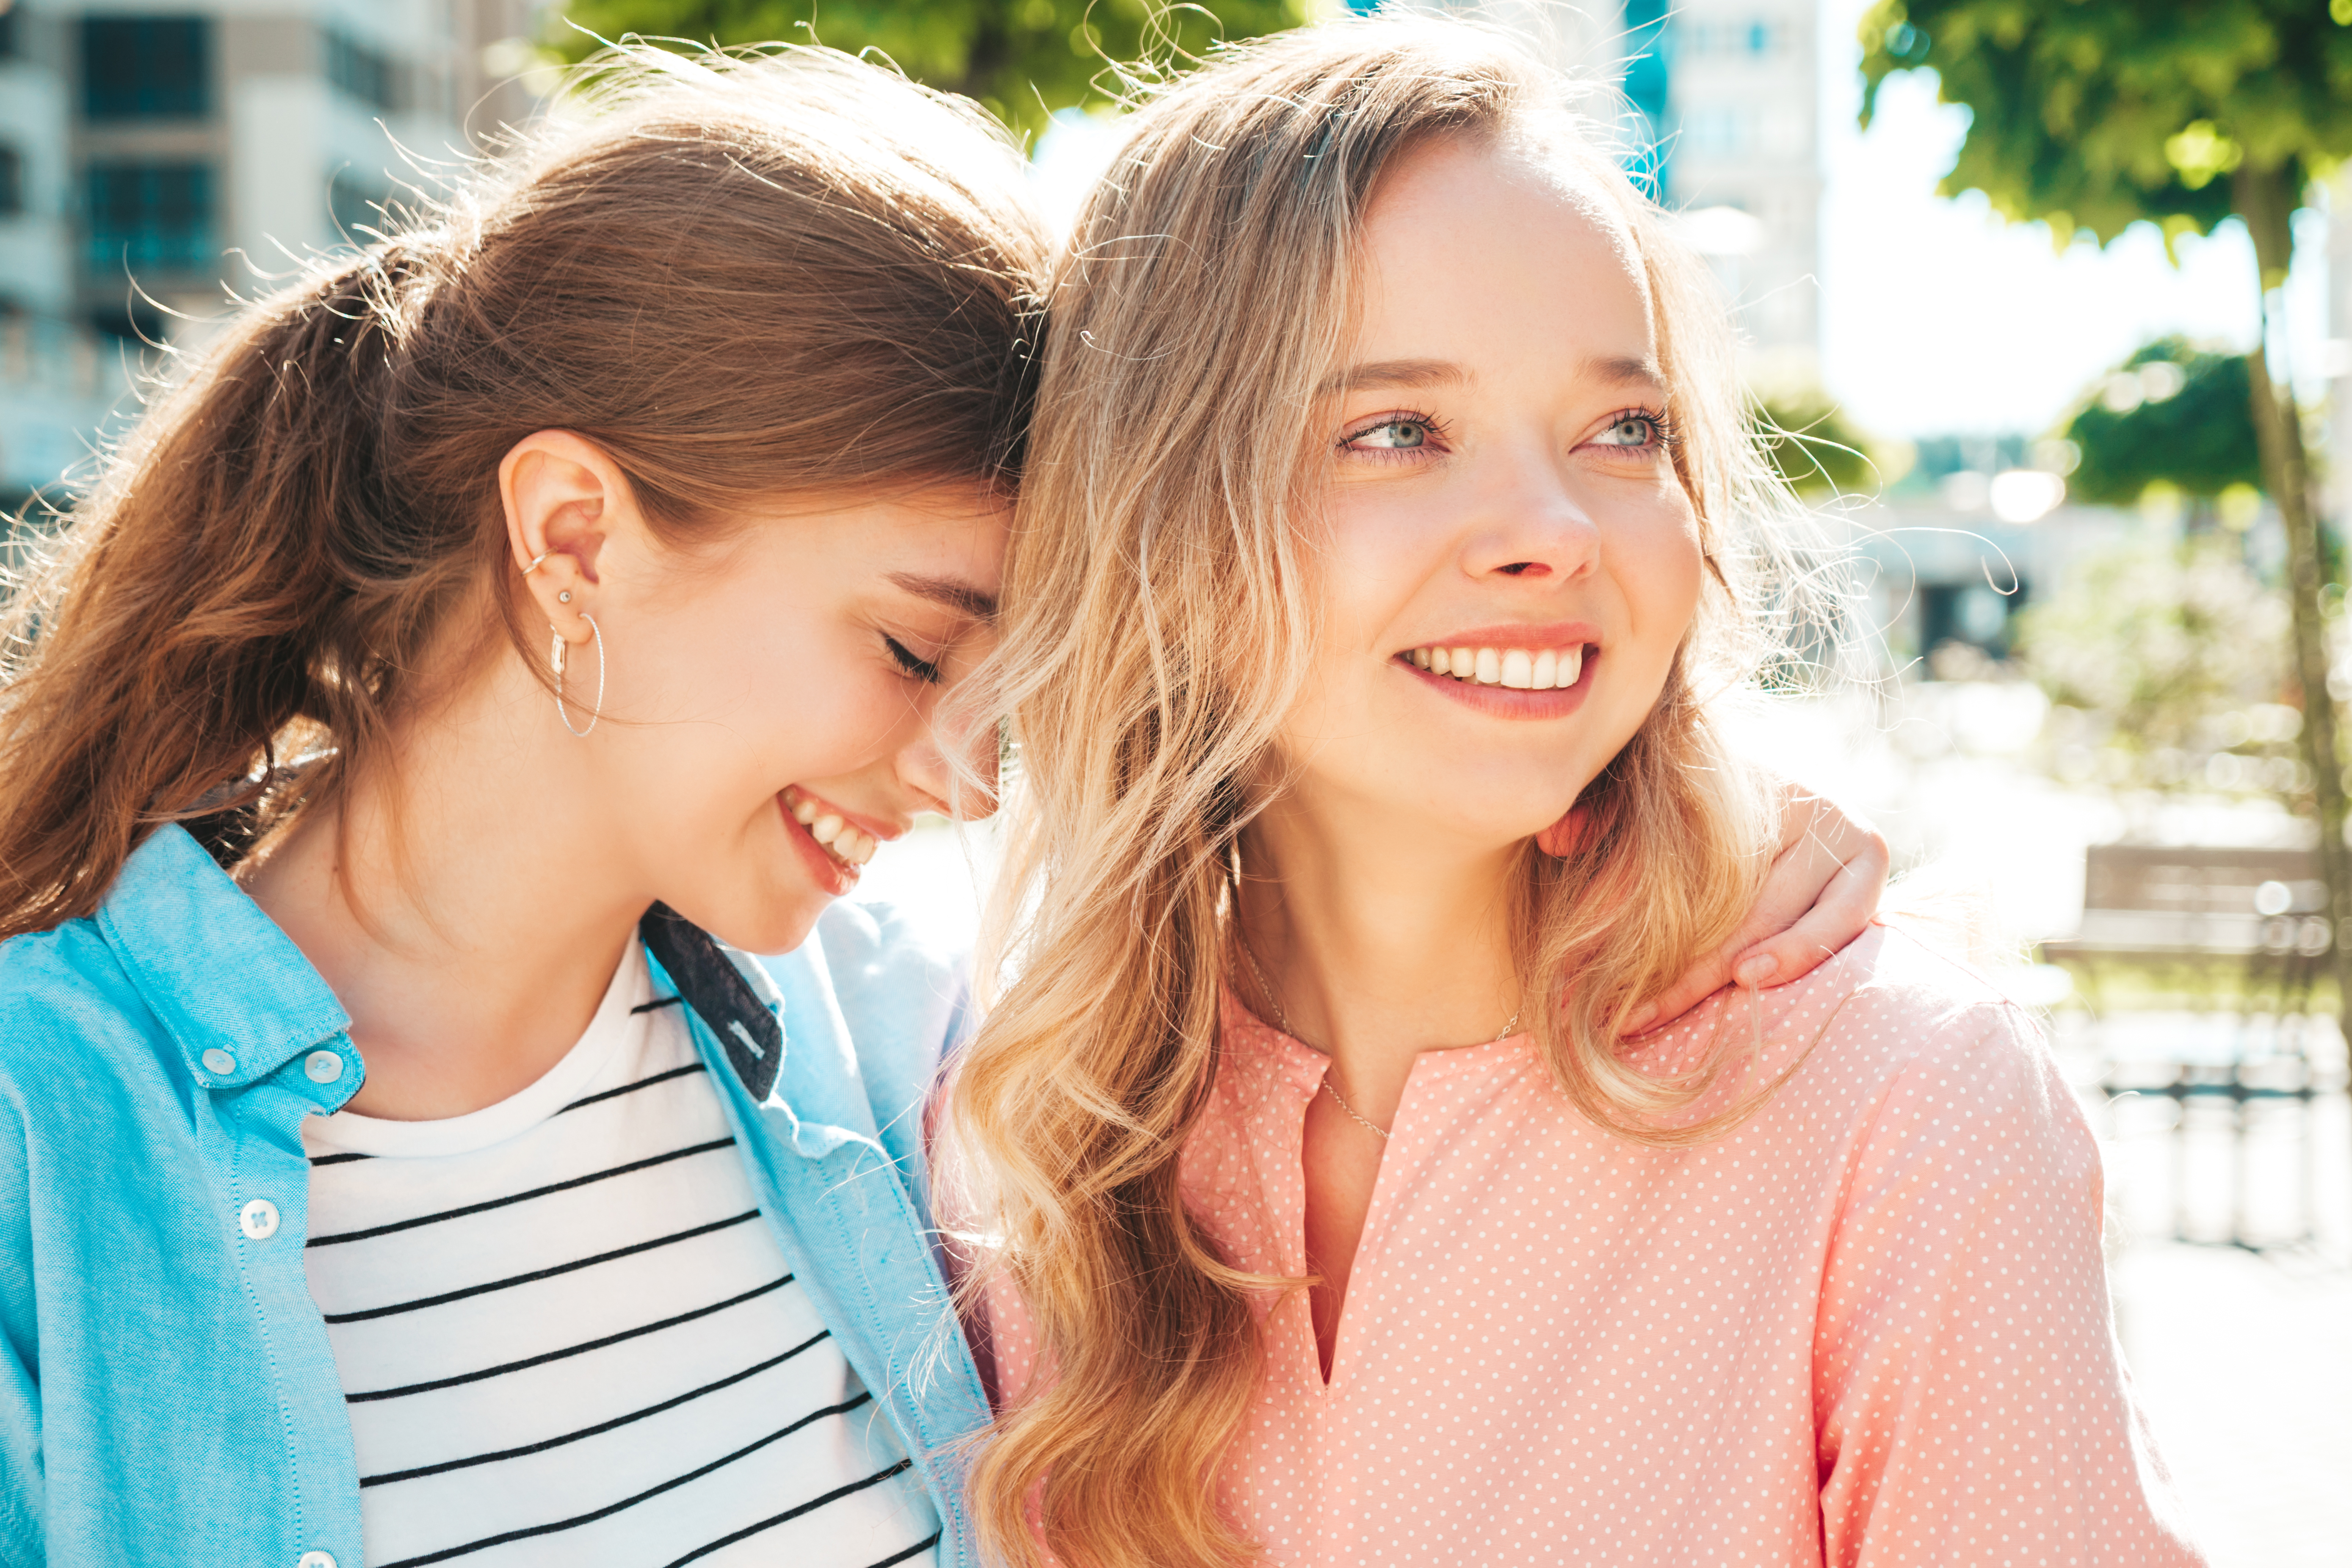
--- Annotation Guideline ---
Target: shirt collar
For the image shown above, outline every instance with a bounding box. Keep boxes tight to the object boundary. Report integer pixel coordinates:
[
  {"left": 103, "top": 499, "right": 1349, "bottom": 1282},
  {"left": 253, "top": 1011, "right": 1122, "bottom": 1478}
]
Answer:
[
  {"left": 638, "top": 902, "right": 782, "bottom": 1103},
  {"left": 96, "top": 824, "right": 352, "bottom": 1092},
  {"left": 94, "top": 828, "right": 785, "bottom": 1108}
]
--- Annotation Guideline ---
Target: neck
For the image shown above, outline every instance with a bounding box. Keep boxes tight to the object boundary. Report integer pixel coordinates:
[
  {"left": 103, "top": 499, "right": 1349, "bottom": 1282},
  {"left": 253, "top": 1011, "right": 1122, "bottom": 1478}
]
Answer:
[
  {"left": 241, "top": 658, "right": 647, "bottom": 1120},
  {"left": 1237, "top": 787, "right": 1522, "bottom": 1116}
]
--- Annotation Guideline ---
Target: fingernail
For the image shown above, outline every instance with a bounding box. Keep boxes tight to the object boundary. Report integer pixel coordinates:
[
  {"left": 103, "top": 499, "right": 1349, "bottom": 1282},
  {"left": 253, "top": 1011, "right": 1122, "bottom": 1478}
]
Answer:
[
  {"left": 1622, "top": 1004, "right": 1658, "bottom": 1034},
  {"left": 1734, "top": 954, "right": 1778, "bottom": 987}
]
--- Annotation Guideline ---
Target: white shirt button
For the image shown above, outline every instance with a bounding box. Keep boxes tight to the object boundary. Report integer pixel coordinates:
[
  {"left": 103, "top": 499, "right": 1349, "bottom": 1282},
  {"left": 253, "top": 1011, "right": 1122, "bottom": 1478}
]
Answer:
[
  {"left": 304, "top": 1049, "right": 345, "bottom": 1084},
  {"left": 201, "top": 1048, "right": 237, "bottom": 1076},
  {"left": 297, "top": 1552, "right": 337, "bottom": 1568},
  {"left": 238, "top": 1198, "right": 280, "bottom": 1241}
]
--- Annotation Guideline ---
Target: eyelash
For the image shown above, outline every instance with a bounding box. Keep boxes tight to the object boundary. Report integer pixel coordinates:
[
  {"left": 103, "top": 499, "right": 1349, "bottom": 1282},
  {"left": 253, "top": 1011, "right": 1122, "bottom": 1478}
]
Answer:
[
  {"left": 885, "top": 636, "right": 942, "bottom": 684},
  {"left": 1594, "top": 407, "right": 1677, "bottom": 458}
]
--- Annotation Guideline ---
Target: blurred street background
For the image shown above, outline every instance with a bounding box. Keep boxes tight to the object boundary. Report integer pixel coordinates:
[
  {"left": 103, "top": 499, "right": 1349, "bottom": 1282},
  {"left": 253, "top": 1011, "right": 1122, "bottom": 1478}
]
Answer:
[{"left": 4, "top": 0, "right": 2348, "bottom": 1559}]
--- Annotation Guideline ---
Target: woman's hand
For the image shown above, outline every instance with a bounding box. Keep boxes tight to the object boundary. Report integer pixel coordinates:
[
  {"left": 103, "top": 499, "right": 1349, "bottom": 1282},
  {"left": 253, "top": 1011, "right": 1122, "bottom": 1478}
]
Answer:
[{"left": 1620, "top": 784, "right": 1889, "bottom": 1036}]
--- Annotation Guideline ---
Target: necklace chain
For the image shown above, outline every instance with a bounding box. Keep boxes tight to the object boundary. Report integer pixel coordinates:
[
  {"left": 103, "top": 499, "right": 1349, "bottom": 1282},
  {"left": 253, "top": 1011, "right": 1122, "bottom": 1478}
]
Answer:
[{"left": 1234, "top": 935, "right": 1519, "bottom": 1142}]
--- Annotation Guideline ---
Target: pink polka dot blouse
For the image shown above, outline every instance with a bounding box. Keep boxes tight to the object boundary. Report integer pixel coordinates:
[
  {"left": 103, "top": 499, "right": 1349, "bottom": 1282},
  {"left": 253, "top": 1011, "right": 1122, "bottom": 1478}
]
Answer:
[{"left": 974, "top": 924, "right": 2204, "bottom": 1565}]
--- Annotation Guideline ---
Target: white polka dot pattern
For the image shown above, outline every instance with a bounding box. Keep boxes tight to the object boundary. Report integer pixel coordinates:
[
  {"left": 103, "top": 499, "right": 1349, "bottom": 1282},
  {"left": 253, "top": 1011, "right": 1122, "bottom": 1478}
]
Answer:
[{"left": 977, "top": 924, "right": 2207, "bottom": 1565}]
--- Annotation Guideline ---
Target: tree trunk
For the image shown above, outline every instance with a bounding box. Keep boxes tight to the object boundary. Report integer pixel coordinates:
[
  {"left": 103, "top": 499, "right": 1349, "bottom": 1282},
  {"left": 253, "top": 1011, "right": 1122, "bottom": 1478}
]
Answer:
[{"left": 2235, "top": 163, "right": 2352, "bottom": 1038}]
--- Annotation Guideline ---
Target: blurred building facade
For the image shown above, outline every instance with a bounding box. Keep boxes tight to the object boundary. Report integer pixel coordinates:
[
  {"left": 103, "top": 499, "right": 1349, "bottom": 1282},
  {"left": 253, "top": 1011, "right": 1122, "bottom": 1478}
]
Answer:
[
  {"left": 1647, "top": 0, "right": 1821, "bottom": 384},
  {"left": 1463, "top": 0, "right": 1825, "bottom": 379},
  {"left": 0, "top": 0, "right": 539, "bottom": 509}
]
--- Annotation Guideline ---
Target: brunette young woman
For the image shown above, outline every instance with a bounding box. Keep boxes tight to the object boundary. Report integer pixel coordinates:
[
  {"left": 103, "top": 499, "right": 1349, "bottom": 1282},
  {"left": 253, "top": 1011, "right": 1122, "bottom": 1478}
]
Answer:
[
  {"left": 945, "top": 19, "right": 2201, "bottom": 1568},
  {"left": 0, "top": 39, "right": 1887, "bottom": 1568},
  {"left": 0, "top": 50, "right": 1046, "bottom": 1568}
]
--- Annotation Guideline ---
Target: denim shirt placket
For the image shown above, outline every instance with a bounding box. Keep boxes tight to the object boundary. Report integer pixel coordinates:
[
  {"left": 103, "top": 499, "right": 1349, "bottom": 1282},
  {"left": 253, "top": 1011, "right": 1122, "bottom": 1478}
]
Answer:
[{"left": 106, "top": 888, "right": 370, "bottom": 1568}]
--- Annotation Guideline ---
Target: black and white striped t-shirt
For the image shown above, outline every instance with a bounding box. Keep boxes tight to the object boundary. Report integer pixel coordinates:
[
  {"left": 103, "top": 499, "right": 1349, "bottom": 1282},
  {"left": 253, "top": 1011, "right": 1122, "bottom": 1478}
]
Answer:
[{"left": 301, "top": 943, "right": 939, "bottom": 1568}]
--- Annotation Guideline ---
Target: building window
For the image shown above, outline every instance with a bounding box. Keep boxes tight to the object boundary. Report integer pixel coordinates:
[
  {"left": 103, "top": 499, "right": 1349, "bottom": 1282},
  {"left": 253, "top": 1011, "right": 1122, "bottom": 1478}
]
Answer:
[
  {"left": 0, "top": 148, "right": 22, "bottom": 218},
  {"left": 1682, "top": 105, "right": 1752, "bottom": 159},
  {"left": 1687, "top": 19, "right": 1779, "bottom": 57},
  {"left": 324, "top": 28, "right": 402, "bottom": 113},
  {"left": 82, "top": 17, "right": 210, "bottom": 120},
  {"left": 86, "top": 162, "right": 213, "bottom": 272}
]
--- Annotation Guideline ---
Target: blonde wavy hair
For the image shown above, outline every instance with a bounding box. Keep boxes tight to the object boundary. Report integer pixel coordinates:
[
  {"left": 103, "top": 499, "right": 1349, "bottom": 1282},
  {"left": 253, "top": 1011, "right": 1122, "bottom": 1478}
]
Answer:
[{"left": 945, "top": 17, "right": 1822, "bottom": 1568}]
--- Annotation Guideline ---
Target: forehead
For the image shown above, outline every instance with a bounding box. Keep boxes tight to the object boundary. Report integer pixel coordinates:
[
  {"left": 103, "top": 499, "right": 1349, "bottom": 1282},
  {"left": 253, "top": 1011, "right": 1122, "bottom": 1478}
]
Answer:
[{"left": 1352, "top": 131, "right": 1654, "bottom": 355}]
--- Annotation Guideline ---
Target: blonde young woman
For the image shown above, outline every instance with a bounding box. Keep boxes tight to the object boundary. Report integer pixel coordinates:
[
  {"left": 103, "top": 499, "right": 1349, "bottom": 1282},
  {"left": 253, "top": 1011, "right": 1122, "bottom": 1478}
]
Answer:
[{"left": 945, "top": 19, "right": 2200, "bottom": 1568}]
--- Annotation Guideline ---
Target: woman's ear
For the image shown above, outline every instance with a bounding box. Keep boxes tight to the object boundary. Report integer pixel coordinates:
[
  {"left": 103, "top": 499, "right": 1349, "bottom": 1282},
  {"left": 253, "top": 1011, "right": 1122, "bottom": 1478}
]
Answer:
[{"left": 500, "top": 431, "right": 637, "bottom": 648}]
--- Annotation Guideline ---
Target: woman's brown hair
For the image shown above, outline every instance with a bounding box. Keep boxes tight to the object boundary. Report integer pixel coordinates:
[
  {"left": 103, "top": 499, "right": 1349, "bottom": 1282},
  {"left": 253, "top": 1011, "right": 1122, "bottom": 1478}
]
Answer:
[{"left": 0, "top": 45, "right": 1047, "bottom": 938}]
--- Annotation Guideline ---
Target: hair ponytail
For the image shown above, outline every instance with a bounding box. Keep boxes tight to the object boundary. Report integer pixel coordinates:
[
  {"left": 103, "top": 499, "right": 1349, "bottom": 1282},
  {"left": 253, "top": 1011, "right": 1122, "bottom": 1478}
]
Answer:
[
  {"left": 0, "top": 246, "right": 442, "bottom": 932},
  {"left": 0, "top": 46, "right": 1047, "bottom": 940}
]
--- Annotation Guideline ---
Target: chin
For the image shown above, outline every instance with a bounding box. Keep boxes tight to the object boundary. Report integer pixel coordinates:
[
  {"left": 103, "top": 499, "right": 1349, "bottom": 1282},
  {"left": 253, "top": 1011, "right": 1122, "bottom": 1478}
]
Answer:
[{"left": 664, "top": 884, "right": 830, "bottom": 960}]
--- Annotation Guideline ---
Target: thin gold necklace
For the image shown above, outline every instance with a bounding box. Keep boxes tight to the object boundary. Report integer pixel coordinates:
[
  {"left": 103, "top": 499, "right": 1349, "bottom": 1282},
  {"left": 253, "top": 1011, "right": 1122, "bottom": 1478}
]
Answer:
[{"left": 1235, "top": 935, "right": 1520, "bottom": 1142}]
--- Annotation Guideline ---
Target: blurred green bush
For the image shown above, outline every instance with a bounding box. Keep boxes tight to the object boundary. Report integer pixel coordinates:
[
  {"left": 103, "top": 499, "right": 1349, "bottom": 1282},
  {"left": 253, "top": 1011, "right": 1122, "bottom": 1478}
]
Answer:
[{"left": 548, "top": 0, "right": 1314, "bottom": 139}]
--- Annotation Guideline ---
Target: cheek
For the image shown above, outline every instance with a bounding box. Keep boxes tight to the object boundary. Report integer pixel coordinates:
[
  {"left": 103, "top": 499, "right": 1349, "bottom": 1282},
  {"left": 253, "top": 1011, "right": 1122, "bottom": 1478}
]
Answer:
[
  {"left": 622, "top": 603, "right": 890, "bottom": 814},
  {"left": 1618, "top": 503, "right": 1705, "bottom": 653}
]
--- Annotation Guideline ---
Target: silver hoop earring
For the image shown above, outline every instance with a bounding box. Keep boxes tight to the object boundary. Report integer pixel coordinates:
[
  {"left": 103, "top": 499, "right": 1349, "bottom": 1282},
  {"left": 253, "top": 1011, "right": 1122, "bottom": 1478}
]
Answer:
[
  {"left": 522, "top": 550, "right": 552, "bottom": 575},
  {"left": 552, "top": 612, "right": 605, "bottom": 738}
]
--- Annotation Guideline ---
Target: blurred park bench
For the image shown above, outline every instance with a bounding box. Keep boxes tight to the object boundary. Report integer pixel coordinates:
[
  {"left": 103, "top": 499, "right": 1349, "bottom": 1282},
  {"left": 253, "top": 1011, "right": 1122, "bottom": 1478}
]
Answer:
[{"left": 2041, "top": 844, "right": 2336, "bottom": 1252}]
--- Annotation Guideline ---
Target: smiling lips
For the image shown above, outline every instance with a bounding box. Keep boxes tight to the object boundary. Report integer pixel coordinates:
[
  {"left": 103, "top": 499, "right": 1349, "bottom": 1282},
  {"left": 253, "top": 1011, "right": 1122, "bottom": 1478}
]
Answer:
[
  {"left": 782, "top": 786, "right": 879, "bottom": 869},
  {"left": 1405, "top": 642, "right": 1587, "bottom": 690}
]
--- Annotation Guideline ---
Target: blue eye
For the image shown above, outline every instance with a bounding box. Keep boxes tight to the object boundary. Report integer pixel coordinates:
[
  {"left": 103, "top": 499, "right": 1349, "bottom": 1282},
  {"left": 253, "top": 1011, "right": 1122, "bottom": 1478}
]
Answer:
[
  {"left": 1597, "top": 415, "right": 1661, "bottom": 447},
  {"left": 1342, "top": 413, "right": 1446, "bottom": 455},
  {"left": 1354, "top": 419, "right": 1429, "bottom": 449}
]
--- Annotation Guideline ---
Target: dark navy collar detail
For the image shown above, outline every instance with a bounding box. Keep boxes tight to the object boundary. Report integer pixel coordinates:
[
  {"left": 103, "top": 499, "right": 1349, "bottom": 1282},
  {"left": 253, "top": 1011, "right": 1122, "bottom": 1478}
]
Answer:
[{"left": 638, "top": 902, "right": 782, "bottom": 1103}]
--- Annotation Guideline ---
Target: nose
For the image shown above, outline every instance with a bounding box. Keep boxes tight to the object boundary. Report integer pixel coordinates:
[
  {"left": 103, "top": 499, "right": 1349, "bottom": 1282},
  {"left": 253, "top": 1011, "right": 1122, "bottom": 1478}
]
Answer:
[
  {"left": 896, "top": 696, "right": 1000, "bottom": 821},
  {"left": 1459, "top": 437, "right": 1603, "bottom": 584}
]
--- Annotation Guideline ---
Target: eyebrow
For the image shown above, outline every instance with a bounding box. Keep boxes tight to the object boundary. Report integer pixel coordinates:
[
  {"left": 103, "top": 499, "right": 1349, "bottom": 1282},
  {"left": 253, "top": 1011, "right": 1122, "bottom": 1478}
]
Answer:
[
  {"left": 887, "top": 572, "right": 998, "bottom": 622},
  {"left": 1586, "top": 353, "right": 1668, "bottom": 392},
  {"left": 1318, "top": 353, "right": 1669, "bottom": 398},
  {"left": 1316, "top": 358, "right": 1466, "bottom": 396}
]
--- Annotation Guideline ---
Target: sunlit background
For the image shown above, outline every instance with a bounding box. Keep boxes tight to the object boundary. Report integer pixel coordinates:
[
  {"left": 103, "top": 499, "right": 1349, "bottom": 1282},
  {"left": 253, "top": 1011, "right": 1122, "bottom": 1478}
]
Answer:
[{"left": 3, "top": 0, "right": 2346, "bottom": 1558}]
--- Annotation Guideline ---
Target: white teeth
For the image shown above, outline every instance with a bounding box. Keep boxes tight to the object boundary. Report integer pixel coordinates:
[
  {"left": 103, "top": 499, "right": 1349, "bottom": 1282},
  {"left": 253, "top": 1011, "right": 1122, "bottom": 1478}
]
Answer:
[
  {"left": 1405, "top": 643, "right": 1587, "bottom": 690},
  {"left": 788, "top": 789, "right": 879, "bottom": 870}
]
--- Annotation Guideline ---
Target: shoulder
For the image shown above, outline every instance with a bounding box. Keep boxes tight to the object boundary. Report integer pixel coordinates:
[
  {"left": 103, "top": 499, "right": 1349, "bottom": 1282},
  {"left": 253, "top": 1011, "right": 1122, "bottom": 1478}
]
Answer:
[
  {"left": 1750, "top": 924, "right": 2092, "bottom": 1189},
  {"left": 0, "top": 915, "right": 173, "bottom": 1107},
  {"left": 749, "top": 899, "right": 971, "bottom": 1165},
  {"left": 808, "top": 899, "right": 968, "bottom": 1010},
  {"left": 1762, "top": 919, "right": 2045, "bottom": 1083},
  {"left": 1654, "top": 921, "right": 2066, "bottom": 1151}
]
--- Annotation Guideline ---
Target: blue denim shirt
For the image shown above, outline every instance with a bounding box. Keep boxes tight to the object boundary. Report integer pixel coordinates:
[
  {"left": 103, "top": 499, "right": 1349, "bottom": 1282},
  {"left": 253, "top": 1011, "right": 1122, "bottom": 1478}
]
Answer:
[{"left": 0, "top": 824, "right": 991, "bottom": 1568}]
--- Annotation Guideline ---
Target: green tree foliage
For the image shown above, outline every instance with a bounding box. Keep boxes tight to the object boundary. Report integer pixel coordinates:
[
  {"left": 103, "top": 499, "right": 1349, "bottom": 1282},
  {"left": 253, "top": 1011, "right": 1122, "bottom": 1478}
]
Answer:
[
  {"left": 1857, "top": 0, "right": 2352, "bottom": 1030},
  {"left": 1857, "top": 3, "right": 2352, "bottom": 250},
  {"left": 2060, "top": 337, "right": 2260, "bottom": 506},
  {"left": 549, "top": 0, "right": 1316, "bottom": 139},
  {"left": 1752, "top": 388, "right": 1884, "bottom": 499}
]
